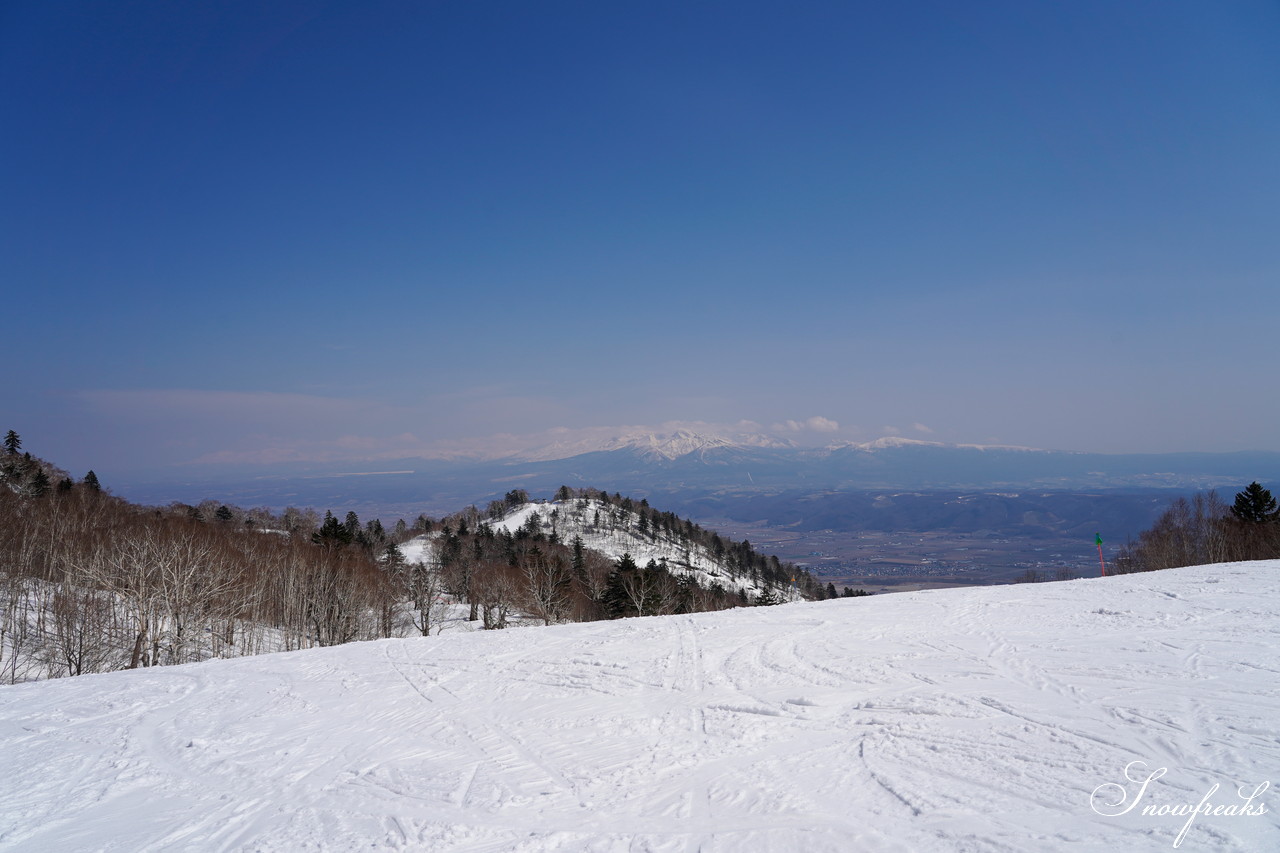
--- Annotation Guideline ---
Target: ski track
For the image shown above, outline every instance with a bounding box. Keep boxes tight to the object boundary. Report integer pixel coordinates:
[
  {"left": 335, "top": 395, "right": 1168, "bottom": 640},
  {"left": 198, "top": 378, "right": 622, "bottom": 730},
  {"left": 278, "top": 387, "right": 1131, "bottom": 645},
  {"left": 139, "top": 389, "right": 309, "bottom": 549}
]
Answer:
[{"left": 1, "top": 564, "right": 1278, "bottom": 851}]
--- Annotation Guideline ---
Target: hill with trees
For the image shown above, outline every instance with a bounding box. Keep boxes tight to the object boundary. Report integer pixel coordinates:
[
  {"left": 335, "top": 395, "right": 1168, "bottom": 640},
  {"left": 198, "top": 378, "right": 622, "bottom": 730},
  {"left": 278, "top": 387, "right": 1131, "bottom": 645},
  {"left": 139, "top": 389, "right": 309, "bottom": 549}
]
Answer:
[{"left": 0, "top": 432, "right": 820, "bottom": 684}]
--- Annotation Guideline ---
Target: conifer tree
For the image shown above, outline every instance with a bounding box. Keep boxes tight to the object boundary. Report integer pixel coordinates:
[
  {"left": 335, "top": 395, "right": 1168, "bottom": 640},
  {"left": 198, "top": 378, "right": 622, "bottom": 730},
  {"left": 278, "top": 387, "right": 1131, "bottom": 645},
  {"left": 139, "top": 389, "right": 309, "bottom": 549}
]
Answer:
[
  {"left": 1231, "top": 482, "right": 1279, "bottom": 524},
  {"left": 28, "top": 469, "right": 50, "bottom": 497},
  {"left": 83, "top": 470, "right": 101, "bottom": 492},
  {"left": 3, "top": 430, "right": 20, "bottom": 455},
  {"left": 313, "top": 510, "right": 353, "bottom": 549}
]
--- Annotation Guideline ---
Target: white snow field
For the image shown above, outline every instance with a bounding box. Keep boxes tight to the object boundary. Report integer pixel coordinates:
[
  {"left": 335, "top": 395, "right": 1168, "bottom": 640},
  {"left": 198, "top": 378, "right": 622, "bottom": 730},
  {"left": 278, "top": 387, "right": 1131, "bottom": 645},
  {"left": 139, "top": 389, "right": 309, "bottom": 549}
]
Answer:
[{"left": 1, "top": 563, "right": 1277, "bottom": 852}]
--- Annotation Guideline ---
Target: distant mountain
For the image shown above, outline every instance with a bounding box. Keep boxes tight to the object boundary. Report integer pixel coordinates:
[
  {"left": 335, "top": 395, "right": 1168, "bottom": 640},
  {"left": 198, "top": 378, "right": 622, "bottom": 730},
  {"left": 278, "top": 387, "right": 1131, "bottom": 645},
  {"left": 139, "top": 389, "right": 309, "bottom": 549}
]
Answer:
[
  {"left": 483, "top": 431, "right": 1280, "bottom": 493},
  {"left": 483, "top": 432, "right": 1280, "bottom": 494},
  {"left": 112, "top": 433, "right": 1280, "bottom": 558},
  {"left": 516, "top": 429, "right": 793, "bottom": 464}
]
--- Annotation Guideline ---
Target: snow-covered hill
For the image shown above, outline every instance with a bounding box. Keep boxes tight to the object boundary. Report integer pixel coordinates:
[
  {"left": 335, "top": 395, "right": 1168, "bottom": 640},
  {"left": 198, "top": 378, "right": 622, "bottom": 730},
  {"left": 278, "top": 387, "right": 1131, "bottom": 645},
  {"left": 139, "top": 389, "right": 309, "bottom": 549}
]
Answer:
[
  {"left": 403, "top": 496, "right": 802, "bottom": 601},
  {"left": 2, "top": 563, "right": 1276, "bottom": 851}
]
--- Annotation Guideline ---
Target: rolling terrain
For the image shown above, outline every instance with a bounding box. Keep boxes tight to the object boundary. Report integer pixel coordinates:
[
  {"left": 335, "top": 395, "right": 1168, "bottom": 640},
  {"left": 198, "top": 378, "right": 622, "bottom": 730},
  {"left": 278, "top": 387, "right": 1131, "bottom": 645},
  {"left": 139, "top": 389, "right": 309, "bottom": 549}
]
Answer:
[
  {"left": 1, "top": 562, "right": 1276, "bottom": 851},
  {"left": 113, "top": 434, "right": 1280, "bottom": 586}
]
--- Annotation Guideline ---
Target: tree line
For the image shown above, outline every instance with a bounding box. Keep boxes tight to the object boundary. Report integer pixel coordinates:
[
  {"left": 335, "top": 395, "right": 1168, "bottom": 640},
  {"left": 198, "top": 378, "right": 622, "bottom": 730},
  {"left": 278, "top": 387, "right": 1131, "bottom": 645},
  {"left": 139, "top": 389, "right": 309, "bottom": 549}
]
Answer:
[
  {"left": 0, "top": 432, "right": 824, "bottom": 684},
  {"left": 1111, "top": 482, "right": 1280, "bottom": 573}
]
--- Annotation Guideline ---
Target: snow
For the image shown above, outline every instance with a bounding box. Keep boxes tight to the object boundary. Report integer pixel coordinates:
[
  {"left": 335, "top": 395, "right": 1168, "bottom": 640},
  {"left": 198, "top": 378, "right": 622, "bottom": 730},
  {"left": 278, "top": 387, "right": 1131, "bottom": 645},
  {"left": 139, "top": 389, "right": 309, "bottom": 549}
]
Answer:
[
  {"left": 398, "top": 534, "right": 436, "bottom": 566},
  {"left": 515, "top": 430, "right": 793, "bottom": 463},
  {"left": 485, "top": 499, "right": 791, "bottom": 599},
  {"left": 1, "top": 563, "right": 1277, "bottom": 851}
]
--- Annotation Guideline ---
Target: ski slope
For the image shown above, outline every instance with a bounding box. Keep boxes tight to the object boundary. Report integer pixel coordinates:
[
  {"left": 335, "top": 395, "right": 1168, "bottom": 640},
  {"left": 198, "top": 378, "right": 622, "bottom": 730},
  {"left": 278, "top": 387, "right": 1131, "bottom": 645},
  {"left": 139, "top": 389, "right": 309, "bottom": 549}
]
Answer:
[{"left": 1, "top": 563, "right": 1277, "bottom": 851}]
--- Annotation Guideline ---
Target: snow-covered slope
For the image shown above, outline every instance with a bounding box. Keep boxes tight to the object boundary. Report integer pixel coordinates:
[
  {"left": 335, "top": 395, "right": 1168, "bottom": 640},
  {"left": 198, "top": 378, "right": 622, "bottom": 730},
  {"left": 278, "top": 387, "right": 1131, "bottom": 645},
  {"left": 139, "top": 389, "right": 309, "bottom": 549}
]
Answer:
[
  {"left": 403, "top": 497, "right": 798, "bottom": 601},
  {"left": 2, "top": 563, "right": 1277, "bottom": 851},
  {"left": 496, "top": 499, "right": 791, "bottom": 598}
]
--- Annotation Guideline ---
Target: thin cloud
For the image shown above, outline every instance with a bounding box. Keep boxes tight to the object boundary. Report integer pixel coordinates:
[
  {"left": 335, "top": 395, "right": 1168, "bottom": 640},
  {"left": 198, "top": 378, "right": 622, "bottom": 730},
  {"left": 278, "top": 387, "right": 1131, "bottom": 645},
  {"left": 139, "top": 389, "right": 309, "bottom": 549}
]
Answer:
[{"left": 773, "top": 416, "right": 840, "bottom": 433}]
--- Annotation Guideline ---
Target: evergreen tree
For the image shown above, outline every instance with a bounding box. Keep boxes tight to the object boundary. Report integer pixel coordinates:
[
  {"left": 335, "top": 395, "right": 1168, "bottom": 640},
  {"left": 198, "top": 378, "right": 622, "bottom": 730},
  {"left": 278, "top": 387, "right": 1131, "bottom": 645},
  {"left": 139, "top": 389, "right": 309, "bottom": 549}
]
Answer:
[
  {"left": 313, "top": 510, "right": 353, "bottom": 549},
  {"left": 1231, "top": 482, "right": 1279, "bottom": 524},
  {"left": 602, "top": 553, "right": 641, "bottom": 618},
  {"left": 28, "top": 469, "right": 50, "bottom": 497},
  {"left": 83, "top": 470, "right": 101, "bottom": 492},
  {"left": 215, "top": 505, "right": 234, "bottom": 522},
  {"left": 3, "top": 430, "right": 20, "bottom": 455},
  {"left": 384, "top": 542, "right": 405, "bottom": 569}
]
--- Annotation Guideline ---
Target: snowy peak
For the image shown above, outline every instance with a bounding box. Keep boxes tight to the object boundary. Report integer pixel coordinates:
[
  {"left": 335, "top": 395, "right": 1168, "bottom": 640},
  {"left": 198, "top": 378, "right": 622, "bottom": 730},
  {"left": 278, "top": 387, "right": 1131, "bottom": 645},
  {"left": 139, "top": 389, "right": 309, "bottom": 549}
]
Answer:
[
  {"left": 516, "top": 430, "right": 792, "bottom": 464},
  {"left": 619, "top": 430, "right": 791, "bottom": 462},
  {"left": 839, "top": 437, "right": 947, "bottom": 451},
  {"left": 621, "top": 430, "right": 738, "bottom": 461}
]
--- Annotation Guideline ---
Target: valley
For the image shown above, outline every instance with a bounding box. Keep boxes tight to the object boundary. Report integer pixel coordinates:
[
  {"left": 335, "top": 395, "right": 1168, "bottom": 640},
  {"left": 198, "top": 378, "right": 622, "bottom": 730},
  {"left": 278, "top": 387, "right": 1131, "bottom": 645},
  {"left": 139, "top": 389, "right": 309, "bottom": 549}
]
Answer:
[
  {"left": 691, "top": 522, "right": 1097, "bottom": 592},
  {"left": 109, "top": 434, "right": 1280, "bottom": 592}
]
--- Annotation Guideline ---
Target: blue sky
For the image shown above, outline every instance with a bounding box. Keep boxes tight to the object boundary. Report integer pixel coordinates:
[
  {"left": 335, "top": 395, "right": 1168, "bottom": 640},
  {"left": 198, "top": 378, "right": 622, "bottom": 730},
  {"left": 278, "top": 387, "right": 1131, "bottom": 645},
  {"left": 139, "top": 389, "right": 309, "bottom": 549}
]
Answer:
[{"left": 4, "top": 1, "right": 1278, "bottom": 479}]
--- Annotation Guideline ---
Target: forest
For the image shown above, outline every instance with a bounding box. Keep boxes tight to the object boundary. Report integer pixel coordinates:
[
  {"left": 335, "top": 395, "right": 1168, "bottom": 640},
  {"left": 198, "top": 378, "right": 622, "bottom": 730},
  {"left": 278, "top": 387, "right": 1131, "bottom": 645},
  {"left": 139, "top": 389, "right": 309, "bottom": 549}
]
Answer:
[
  {"left": 1111, "top": 483, "right": 1280, "bottom": 573},
  {"left": 0, "top": 431, "right": 820, "bottom": 684}
]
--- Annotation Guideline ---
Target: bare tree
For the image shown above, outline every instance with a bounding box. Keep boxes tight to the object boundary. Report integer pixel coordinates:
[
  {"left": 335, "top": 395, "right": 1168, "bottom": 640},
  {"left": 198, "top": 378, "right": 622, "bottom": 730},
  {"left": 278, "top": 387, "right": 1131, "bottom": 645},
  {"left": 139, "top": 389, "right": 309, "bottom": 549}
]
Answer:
[
  {"left": 474, "top": 561, "right": 520, "bottom": 629},
  {"left": 401, "top": 560, "right": 453, "bottom": 636},
  {"left": 519, "top": 546, "right": 573, "bottom": 626}
]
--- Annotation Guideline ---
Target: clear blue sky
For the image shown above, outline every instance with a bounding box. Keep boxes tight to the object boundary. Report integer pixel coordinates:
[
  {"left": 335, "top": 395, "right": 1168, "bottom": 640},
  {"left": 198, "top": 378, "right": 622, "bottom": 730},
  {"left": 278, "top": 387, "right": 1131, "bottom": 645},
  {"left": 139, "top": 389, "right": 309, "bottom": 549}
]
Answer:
[{"left": 4, "top": 1, "right": 1278, "bottom": 479}]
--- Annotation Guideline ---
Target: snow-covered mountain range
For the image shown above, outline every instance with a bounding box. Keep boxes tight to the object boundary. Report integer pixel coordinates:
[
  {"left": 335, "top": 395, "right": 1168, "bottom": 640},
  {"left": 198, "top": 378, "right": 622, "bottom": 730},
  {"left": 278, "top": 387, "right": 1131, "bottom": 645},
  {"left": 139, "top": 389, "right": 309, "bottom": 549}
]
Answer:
[
  {"left": 2, "top": 562, "right": 1276, "bottom": 851},
  {"left": 516, "top": 430, "right": 1027, "bottom": 464},
  {"left": 113, "top": 431, "right": 1280, "bottom": 539},
  {"left": 503, "top": 431, "right": 1279, "bottom": 492},
  {"left": 516, "top": 429, "right": 795, "bottom": 463}
]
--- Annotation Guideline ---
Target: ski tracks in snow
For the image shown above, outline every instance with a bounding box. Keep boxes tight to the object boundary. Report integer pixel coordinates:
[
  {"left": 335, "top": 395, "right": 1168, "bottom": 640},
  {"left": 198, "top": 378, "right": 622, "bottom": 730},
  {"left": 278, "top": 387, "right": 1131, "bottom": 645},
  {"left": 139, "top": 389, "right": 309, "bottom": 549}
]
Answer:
[{"left": 2, "top": 566, "right": 1279, "bottom": 851}]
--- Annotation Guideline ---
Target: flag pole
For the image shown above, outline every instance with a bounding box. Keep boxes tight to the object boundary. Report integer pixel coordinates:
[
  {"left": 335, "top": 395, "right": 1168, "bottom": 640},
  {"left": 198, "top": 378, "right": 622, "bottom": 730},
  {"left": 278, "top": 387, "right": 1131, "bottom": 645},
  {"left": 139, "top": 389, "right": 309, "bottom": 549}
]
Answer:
[{"left": 1095, "top": 532, "right": 1106, "bottom": 577}]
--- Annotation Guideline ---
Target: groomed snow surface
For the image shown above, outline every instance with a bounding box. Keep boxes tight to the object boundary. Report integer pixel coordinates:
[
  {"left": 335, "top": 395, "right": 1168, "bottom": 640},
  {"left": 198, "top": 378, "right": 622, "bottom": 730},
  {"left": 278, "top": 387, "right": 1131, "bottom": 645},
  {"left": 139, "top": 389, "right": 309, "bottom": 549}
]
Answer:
[{"left": 2, "top": 563, "right": 1277, "bottom": 852}]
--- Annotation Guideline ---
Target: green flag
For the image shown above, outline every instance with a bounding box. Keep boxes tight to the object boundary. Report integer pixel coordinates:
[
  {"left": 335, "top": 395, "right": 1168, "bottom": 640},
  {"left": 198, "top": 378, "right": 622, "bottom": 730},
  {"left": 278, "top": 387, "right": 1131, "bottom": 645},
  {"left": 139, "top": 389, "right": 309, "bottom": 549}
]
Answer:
[{"left": 1095, "top": 533, "right": 1103, "bottom": 547}]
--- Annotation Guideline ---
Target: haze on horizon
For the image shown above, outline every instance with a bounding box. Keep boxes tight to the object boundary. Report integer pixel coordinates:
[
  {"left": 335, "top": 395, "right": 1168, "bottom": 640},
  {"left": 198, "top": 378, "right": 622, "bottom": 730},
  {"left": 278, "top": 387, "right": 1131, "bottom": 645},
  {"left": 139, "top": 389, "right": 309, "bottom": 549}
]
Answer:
[{"left": 4, "top": 2, "right": 1278, "bottom": 482}]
